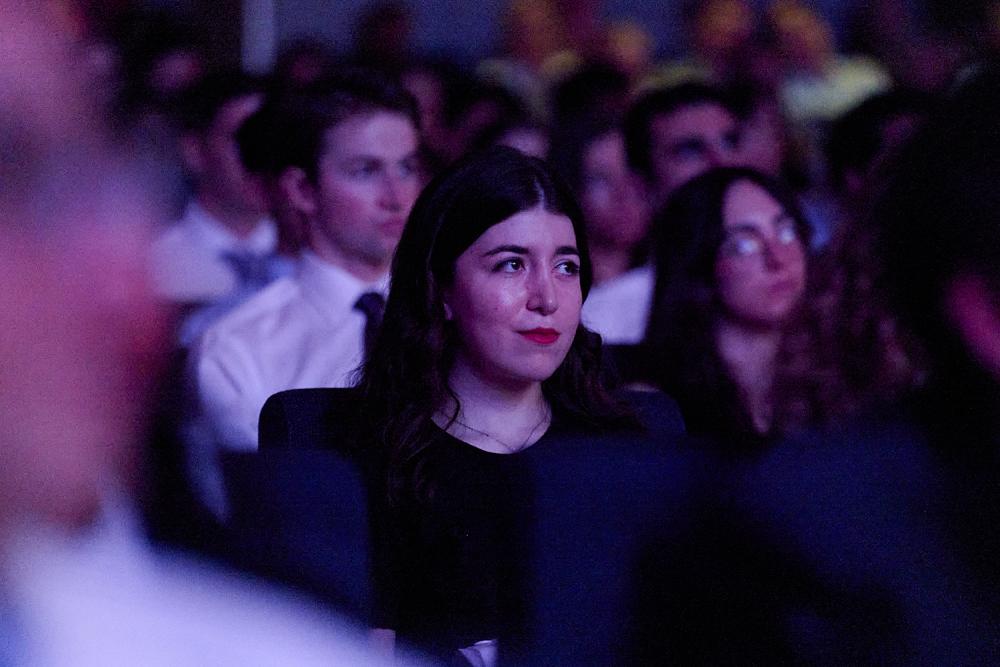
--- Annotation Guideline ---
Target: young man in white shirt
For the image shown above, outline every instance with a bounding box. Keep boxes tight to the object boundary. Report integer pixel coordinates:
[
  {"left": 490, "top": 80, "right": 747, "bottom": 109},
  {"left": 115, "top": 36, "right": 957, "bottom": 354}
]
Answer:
[
  {"left": 189, "top": 73, "right": 423, "bottom": 514},
  {"left": 151, "top": 70, "right": 290, "bottom": 345}
]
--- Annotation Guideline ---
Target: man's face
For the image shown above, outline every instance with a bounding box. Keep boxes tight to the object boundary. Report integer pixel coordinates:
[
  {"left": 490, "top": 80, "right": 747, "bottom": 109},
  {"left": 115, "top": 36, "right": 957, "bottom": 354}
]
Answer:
[
  {"left": 648, "top": 102, "right": 741, "bottom": 203},
  {"left": 195, "top": 93, "right": 268, "bottom": 216},
  {"left": 304, "top": 111, "right": 421, "bottom": 277}
]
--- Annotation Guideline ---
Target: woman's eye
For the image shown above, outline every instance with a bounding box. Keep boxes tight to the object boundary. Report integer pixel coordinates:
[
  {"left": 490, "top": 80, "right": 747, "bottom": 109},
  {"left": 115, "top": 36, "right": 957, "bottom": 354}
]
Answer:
[
  {"left": 722, "top": 233, "right": 763, "bottom": 257},
  {"left": 555, "top": 260, "right": 581, "bottom": 276},
  {"left": 776, "top": 220, "right": 800, "bottom": 244},
  {"left": 352, "top": 163, "right": 379, "bottom": 177},
  {"left": 494, "top": 258, "right": 524, "bottom": 273}
]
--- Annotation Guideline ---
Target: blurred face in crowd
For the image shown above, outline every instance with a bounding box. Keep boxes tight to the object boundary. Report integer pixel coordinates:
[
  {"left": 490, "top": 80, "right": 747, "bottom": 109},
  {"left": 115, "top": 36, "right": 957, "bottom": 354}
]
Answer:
[
  {"left": 715, "top": 180, "right": 806, "bottom": 328},
  {"left": 649, "top": 103, "right": 741, "bottom": 203},
  {"left": 580, "top": 130, "right": 650, "bottom": 254},
  {"left": 443, "top": 207, "right": 583, "bottom": 390},
  {"left": 188, "top": 94, "right": 268, "bottom": 218},
  {"left": 299, "top": 111, "right": 421, "bottom": 280}
]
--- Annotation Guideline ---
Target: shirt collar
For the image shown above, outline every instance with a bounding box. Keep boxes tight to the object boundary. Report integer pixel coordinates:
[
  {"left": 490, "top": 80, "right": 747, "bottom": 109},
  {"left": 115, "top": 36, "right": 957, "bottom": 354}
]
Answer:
[
  {"left": 185, "top": 200, "right": 277, "bottom": 256},
  {"left": 297, "top": 251, "right": 389, "bottom": 324}
]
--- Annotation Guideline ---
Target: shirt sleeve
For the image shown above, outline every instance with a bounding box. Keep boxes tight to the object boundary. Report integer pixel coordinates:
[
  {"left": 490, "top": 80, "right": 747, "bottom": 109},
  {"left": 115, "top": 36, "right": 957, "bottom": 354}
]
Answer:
[{"left": 191, "top": 328, "right": 265, "bottom": 453}]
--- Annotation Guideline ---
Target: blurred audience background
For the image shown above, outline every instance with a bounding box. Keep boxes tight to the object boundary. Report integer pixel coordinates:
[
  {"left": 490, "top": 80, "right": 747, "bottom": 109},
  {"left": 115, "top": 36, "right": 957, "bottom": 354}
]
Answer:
[{"left": 4, "top": 0, "right": 1000, "bottom": 663}]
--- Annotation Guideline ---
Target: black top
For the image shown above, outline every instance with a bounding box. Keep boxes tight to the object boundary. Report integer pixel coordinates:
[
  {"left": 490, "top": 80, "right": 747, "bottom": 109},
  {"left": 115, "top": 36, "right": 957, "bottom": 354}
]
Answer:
[
  {"left": 370, "top": 421, "right": 561, "bottom": 659},
  {"left": 256, "top": 387, "right": 687, "bottom": 660}
]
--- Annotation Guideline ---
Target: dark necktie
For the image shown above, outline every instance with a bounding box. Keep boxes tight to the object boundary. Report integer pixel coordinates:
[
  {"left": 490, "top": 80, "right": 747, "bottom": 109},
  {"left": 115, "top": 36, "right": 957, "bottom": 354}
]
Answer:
[
  {"left": 221, "top": 250, "right": 281, "bottom": 293},
  {"left": 354, "top": 291, "right": 385, "bottom": 360}
]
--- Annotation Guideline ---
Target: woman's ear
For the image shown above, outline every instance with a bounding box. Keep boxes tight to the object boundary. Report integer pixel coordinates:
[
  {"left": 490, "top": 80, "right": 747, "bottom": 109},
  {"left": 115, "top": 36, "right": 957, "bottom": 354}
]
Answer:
[{"left": 279, "top": 166, "right": 318, "bottom": 217}]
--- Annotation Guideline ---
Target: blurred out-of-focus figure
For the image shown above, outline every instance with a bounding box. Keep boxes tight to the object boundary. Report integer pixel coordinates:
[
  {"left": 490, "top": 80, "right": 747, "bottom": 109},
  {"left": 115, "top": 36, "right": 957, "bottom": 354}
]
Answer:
[
  {"left": 150, "top": 69, "right": 292, "bottom": 347},
  {"left": 0, "top": 4, "right": 396, "bottom": 664}
]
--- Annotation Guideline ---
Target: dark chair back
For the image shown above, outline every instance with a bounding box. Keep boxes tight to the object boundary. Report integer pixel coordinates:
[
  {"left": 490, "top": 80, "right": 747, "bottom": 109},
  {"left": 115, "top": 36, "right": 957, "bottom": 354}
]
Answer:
[
  {"left": 222, "top": 449, "right": 373, "bottom": 621},
  {"left": 258, "top": 387, "right": 361, "bottom": 451}
]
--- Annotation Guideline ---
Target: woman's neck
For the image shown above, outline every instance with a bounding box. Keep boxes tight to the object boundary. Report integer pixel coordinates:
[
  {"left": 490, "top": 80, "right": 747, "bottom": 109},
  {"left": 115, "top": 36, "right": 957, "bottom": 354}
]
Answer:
[
  {"left": 589, "top": 243, "right": 633, "bottom": 286},
  {"left": 438, "top": 362, "right": 550, "bottom": 453},
  {"left": 715, "top": 319, "right": 782, "bottom": 434}
]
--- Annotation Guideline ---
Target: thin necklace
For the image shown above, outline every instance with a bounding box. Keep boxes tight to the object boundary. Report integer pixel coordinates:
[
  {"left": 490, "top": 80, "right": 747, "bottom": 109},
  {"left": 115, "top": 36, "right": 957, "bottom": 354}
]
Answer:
[{"left": 451, "top": 407, "right": 551, "bottom": 454}]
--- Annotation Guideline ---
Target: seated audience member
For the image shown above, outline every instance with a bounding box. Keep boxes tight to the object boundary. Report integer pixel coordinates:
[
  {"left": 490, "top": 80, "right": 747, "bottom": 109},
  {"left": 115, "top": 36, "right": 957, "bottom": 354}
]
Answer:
[
  {"left": 357, "top": 147, "right": 651, "bottom": 662},
  {"left": 0, "top": 6, "right": 393, "bottom": 664},
  {"left": 634, "top": 68, "right": 1000, "bottom": 664},
  {"left": 643, "top": 167, "right": 812, "bottom": 443},
  {"left": 549, "top": 113, "right": 653, "bottom": 344},
  {"left": 787, "top": 89, "right": 937, "bottom": 421},
  {"left": 624, "top": 81, "right": 743, "bottom": 213},
  {"left": 189, "top": 73, "right": 422, "bottom": 513},
  {"left": 151, "top": 69, "right": 290, "bottom": 345}
]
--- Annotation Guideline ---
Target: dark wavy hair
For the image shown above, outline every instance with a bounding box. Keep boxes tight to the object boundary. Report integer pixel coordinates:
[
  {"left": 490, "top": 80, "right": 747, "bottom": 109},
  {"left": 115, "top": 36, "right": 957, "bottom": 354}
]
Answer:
[
  {"left": 358, "top": 146, "right": 634, "bottom": 500},
  {"left": 642, "top": 167, "right": 811, "bottom": 439}
]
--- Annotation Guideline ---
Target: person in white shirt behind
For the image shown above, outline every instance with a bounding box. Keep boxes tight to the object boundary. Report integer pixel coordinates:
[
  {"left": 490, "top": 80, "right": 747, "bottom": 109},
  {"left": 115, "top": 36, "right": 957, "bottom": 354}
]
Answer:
[
  {"left": 189, "top": 72, "right": 423, "bottom": 514},
  {"left": 549, "top": 112, "right": 653, "bottom": 345},
  {"left": 151, "top": 69, "right": 290, "bottom": 346}
]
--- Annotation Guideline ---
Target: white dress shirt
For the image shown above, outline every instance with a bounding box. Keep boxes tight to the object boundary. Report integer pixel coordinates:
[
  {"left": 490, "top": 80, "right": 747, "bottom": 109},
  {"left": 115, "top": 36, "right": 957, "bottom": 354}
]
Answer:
[
  {"left": 193, "top": 251, "right": 387, "bottom": 452},
  {"left": 189, "top": 252, "right": 387, "bottom": 515},
  {"left": 581, "top": 264, "right": 654, "bottom": 345},
  {"left": 150, "top": 200, "right": 279, "bottom": 303}
]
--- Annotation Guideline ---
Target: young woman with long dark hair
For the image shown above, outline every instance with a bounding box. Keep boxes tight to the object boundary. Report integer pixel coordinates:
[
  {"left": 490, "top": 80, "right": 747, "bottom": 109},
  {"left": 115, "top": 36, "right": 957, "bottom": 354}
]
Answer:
[
  {"left": 357, "top": 146, "right": 639, "bottom": 660},
  {"left": 643, "top": 167, "right": 812, "bottom": 443}
]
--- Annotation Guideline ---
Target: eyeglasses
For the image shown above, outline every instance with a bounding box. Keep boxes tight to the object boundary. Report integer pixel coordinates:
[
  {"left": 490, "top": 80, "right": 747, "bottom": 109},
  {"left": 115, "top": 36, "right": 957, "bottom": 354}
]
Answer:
[{"left": 718, "top": 218, "right": 801, "bottom": 259}]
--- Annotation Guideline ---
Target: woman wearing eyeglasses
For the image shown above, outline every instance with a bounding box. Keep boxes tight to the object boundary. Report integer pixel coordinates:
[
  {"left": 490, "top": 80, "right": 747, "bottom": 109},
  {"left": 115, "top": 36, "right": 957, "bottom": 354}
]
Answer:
[{"left": 642, "top": 167, "right": 812, "bottom": 444}]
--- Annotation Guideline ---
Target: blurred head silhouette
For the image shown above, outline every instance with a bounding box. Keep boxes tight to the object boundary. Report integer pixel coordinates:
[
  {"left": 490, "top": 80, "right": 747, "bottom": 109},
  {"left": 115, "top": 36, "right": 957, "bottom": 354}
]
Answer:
[{"left": 0, "top": 2, "right": 167, "bottom": 536}]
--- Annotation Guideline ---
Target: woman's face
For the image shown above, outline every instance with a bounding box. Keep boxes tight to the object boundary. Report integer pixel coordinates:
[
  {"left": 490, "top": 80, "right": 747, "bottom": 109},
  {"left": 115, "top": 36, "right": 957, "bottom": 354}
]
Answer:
[
  {"left": 443, "top": 205, "right": 583, "bottom": 389},
  {"left": 580, "top": 131, "right": 650, "bottom": 251},
  {"left": 714, "top": 180, "right": 806, "bottom": 328}
]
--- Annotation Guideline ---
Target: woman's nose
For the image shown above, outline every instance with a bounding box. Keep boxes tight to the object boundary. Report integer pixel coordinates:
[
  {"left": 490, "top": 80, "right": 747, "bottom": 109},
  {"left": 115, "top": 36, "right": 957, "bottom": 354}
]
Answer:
[{"left": 526, "top": 270, "right": 558, "bottom": 314}]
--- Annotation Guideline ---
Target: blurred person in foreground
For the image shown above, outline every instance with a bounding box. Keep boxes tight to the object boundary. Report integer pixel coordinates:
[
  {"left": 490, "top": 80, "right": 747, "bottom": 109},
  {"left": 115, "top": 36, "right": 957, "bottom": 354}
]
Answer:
[
  {"left": 634, "top": 68, "right": 1000, "bottom": 663},
  {"left": 0, "top": 4, "right": 399, "bottom": 664}
]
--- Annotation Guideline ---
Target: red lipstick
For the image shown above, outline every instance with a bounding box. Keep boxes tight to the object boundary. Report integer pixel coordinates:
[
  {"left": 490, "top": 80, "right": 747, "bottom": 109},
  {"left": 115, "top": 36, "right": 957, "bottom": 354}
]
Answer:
[{"left": 520, "top": 328, "right": 560, "bottom": 344}]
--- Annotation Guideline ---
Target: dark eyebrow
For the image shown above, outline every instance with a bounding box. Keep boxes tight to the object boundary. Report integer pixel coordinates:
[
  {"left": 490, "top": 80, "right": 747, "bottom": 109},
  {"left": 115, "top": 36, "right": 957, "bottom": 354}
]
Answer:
[
  {"left": 482, "top": 244, "right": 528, "bottom": 257},
  {"left": 481, "top": 244, "right": 581, "bottom": 257}
]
